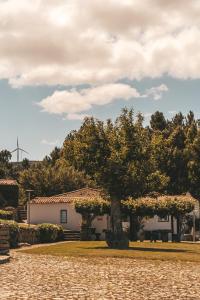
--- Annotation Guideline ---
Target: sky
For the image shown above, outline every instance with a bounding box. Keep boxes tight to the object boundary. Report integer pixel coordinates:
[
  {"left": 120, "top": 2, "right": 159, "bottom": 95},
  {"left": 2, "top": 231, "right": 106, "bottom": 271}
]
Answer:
[{"left": 1, "top": 0, "right": 200, "bottom": 161}]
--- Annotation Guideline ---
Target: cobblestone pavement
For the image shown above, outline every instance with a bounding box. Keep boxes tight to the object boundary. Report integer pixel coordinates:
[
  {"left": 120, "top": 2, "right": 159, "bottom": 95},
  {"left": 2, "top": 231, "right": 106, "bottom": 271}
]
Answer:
[{"left": 0, "top": 252, "right": 200, "bottom": 300}]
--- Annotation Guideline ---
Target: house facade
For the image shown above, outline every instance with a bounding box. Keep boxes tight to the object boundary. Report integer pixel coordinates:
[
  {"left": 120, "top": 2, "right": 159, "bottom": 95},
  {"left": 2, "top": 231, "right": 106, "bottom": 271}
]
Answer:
[
  {"left": 29, "top": 188, "right": 109, "bottom": 240},
  {"left": 29, "top": 187, "right": 199, "bottom": 241}
]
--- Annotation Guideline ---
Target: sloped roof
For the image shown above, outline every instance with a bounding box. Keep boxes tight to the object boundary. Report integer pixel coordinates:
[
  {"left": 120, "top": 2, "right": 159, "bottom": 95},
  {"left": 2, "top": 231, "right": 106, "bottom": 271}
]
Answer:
[
  {"left": 0, "top": 179, "right": 18, "bottom": 186},
  {"left": 54, "top": 187, "right": 101, "bottom": 198},
  {"left": 30, "top": 187, "right": 102, "bottom": 205},
  {"left": 30, "top": 196, "right": 75, "bottom": 204}
]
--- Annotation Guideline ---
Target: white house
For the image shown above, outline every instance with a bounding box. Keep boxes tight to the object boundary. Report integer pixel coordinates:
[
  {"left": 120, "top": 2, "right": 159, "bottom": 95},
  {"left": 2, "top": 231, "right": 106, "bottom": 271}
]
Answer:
[
  {"left": 29, "top": 187, "right": 199, "bottom": 241},
  {"left": 28, "top": 188, "right": 109, "bottom": 240}
]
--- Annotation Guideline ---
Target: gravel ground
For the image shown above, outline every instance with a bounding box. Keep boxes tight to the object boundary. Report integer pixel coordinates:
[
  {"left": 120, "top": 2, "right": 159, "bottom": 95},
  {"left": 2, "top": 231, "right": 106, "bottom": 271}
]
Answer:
[{"left": 0, "top": 251, "right": 200, "bottom": 300}]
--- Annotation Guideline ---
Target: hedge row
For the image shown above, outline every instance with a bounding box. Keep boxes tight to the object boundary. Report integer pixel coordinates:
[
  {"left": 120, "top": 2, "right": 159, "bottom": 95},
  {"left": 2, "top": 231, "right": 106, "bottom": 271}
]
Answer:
[
  {"left": 0, "top": 220, "right": 64, "bottom": 248},
  {"left": 37, "top": 223, "right": 64, "bottom": 243},
  {"left": 0, "top": 209, "right": 14, "bottom": 220}
]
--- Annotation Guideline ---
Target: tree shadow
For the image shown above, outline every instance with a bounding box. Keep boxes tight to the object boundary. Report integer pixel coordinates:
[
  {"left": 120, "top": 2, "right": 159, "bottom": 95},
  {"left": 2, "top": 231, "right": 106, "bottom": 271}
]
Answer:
[{"left": 85, "top": 246, "right": 188, "bottom": 253}]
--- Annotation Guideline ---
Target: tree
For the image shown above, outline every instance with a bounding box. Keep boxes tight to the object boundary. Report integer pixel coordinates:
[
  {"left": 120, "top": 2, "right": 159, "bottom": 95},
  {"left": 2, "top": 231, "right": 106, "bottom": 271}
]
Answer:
[
  {"left": 0, "top": 150, "right": 12, "bottom": 178},
  {"left": 122, "top": 195, "right": 195, "bottom": 241},
  {"left": 43, "top": 147, "right": 61, "bottom": 166},
  {"left": 19, "top": 159, "right": 92, "bottom": 200},
  {"left": 62, "top": 108, "right": 169, "bottom": 248},
  {"left": 74, "top": 198, "right": 110, "bottom": 240},
  {"left": 150, "top": 111, "right": 167, "bottom": 131}
]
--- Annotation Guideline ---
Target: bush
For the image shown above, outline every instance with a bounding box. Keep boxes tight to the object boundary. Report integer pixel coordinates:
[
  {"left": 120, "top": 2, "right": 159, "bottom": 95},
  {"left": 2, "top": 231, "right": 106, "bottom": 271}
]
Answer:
[
  {"left": 0, "top": 209, "right": 14, "bottom": 220},
  {"left": 0, "top": 219, "right": 19, "bottom": 248},
  {"left": 37, "top": 223, "right": 64, "bottom": 243}
]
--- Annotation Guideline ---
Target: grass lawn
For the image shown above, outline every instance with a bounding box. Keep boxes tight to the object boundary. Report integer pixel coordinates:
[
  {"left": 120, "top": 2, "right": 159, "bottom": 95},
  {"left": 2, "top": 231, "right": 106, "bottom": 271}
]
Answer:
[{"left": 21, "top": 241, "right": 200, "bottom": 262}]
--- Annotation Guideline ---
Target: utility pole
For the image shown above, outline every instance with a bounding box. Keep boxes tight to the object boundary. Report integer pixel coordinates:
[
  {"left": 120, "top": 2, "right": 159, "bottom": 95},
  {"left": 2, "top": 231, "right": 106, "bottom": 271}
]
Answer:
[
  {"left": 193, "top": 211, "right": 196, "bottom": 242},
  {"left": 26, "top": 190, "right": 34, "bottom": 227}
]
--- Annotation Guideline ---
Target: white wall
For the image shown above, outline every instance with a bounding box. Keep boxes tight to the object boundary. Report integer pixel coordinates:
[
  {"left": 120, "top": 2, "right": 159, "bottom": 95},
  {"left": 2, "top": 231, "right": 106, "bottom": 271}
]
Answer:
[
  {"left": 29, "top": 203, "right": 81, "bottom": 230},
  {"left": 29, "top": 203, "right": 108, "bottom": 239},
  {"left": 143, "top": 215, "right": 177, "bottom": 234}
]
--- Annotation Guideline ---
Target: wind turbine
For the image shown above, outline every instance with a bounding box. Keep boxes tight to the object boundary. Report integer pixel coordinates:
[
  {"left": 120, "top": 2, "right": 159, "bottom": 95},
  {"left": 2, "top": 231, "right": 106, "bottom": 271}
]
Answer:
[{"left": 11, "top": 138, "right": 29, "bottom": 163}]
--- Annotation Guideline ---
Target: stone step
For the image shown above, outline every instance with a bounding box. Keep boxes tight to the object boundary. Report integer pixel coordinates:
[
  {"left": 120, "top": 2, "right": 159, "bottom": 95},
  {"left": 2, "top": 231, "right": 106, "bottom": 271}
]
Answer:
[
  {"left": 18, "top": 209, "right": 27, "bottom": 221},
  {"left": 64, "top": 237, "right": 80, "bottom": 241},
  {"left": 63, "top": 234, "right": 80, "bottom": 236},
  {"left": 63, "top": 230, "right": 81, "bottom": 241},
  {"left": 63, "top": 232, "right": 80, "bottom": 236}
]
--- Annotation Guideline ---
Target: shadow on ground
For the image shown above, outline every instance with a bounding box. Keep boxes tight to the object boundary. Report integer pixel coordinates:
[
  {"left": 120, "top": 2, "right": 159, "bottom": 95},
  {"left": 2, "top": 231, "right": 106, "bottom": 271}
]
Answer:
[{"left": 84, "top": 246, "right": 188, "bottom": 253}]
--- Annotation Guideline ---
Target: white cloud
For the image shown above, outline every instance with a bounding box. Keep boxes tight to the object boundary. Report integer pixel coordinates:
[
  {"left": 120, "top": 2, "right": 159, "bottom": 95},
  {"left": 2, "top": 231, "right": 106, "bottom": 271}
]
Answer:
[
  {"left": 144, "top": 84, "right": 168, "bottom": 100},
  {"left": 0, "top": 1, "right": 200, "bottom": 87},
  {"left": 41, "top": 139, "right": 58, "bottom": 146},
  {"left": 38, "top": 83, "right": 167, "bottom": 117},
  {"left": 39, "top": 83, "right": 140, "bottom": 116}
]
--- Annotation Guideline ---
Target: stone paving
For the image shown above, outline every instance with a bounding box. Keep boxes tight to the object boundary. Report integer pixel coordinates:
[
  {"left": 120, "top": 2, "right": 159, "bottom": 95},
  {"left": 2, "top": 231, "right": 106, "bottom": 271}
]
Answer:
[{"left": 0, "top": 251, "right": 200, "bottom": 299}]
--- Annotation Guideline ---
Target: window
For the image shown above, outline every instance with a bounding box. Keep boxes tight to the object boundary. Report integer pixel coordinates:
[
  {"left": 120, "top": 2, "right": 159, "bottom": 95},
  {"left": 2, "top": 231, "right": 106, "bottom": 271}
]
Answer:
[
  {"left": 60, "top": 210, "right": 67, "bottom": 223},
  {"left": 158, "top": 215, "right": 169, "bottom": 222}
]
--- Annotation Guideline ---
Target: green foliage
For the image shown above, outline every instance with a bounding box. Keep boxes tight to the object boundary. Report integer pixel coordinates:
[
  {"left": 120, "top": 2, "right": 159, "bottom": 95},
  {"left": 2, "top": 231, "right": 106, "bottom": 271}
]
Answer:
[
  {"left": 75, "top": 198, "right": 110, "bottom": 241},
  {"left": 2, "top": 107, "right": 199, "bottom": 246},
  {"left": 0, "top": 219, "right": 19, "bottom": 248},
  {"left": 74, "top": 198, "right": 110, "bottom": 216},
  {"left": 0, "top": 149, "right": 12, "bottom": 178},
  {"left": 0, "top": 184, "right": 19, "bottom": 207},
  {"left": 0, "top": 209, "right": 14, "bottom": 220},
  {"left": 37, "top": 223, "right": 64, "bottom": 243},
  {"left": 19, "top": 159, "right": 92, "bottom": 200},
  {"left": 150, "top": 111, "right": 167, "bottom": 131},
  {"left": 61, "top": 108, "right": 200, "bottom": 246},
  {"left": 122, "top": 195, "right": 195, "bottom": 218}
]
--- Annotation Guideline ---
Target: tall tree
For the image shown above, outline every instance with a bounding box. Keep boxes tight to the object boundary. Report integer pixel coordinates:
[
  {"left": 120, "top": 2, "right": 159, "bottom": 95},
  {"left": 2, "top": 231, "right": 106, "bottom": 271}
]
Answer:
[
  {"left": 150, "top": 111, "right": 167, "bottom": 131},
  {"left": 0, "top": 150, "right": 12, "bottom": 178},
  {"left": 62, "top": 108, "right": 169, "bottom": 248}
]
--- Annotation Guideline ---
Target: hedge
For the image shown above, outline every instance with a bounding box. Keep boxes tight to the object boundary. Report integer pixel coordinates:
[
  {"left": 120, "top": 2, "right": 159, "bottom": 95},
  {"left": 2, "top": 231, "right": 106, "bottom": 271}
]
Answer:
[
  {"left": 0, "top": 209, "right": 14, "bottom": 220},
  {"left": 0, "top": 220, "right": 65, "bottom": 248},
  {"left": 0, "top": 219, "right": 19, "bottom": 247},
  {"left": 37, "top": 223, "right": 64, "bottom": 243}
]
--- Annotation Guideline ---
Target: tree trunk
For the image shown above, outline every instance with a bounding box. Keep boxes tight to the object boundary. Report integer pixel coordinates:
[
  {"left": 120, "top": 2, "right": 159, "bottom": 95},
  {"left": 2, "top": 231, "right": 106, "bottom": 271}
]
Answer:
[
  {"left": 129, "top": 214, "right": 138, "bottom": 241},
  {"left": 105, "top": 198, "right": 129, "bottom": 249},
  {"left": 176, "top": 216, "right": 181, "bottom": 242},
  {"left": 80, "top": 213, "right": 94, "bottom": 241},
  {"left": 171, "top": 215, "right": 174, "bottom": 242}
]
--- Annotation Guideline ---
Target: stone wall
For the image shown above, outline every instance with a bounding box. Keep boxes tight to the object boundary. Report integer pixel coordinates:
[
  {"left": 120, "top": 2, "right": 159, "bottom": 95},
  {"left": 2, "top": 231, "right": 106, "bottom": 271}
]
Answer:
[
  {"left": 0, "top": 224, "right": 9, "bottom": 255},
  {"left": 19, "top": 227, "right": 39, "bottom": 244}
]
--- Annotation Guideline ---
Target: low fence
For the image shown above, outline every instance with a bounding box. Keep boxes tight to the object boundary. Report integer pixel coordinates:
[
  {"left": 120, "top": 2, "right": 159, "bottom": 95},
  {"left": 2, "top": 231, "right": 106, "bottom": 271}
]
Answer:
[{"left": 0, "top": 224, "right": 9, "bottom": 255}]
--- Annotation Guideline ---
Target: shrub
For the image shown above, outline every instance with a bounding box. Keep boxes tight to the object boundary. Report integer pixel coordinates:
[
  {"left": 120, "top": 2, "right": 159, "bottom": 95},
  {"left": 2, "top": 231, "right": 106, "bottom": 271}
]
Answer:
[
  {"left": 0, "top": 209, "right": 14, "bottom": 220},
  {"left": 37, "top": 223, "right": 64, "bottom": 243},
  {"left": 0, "top": 219, "right": 19, "bottom": 247},
  {"left": 56, "top": 225, "right": 65, "bottom": 241}
]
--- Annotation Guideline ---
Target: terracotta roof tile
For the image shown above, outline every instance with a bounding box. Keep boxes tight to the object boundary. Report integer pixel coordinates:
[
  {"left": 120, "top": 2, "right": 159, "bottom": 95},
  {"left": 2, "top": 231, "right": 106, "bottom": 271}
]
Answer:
[
  {"left": 0, "top": 179, "right": 18, "bottom": 186},
  {"left": 30, "top": 196, "right": 74, "bottom": 204},
  {"left": 30, "top": 196, "right": 102, "bottom": 204},
  {"left": 54, "top": 188, "right": 101, "bottom": 198},
  {"left": 30, "top": 188, "right": 103, "bottom": 205}
]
